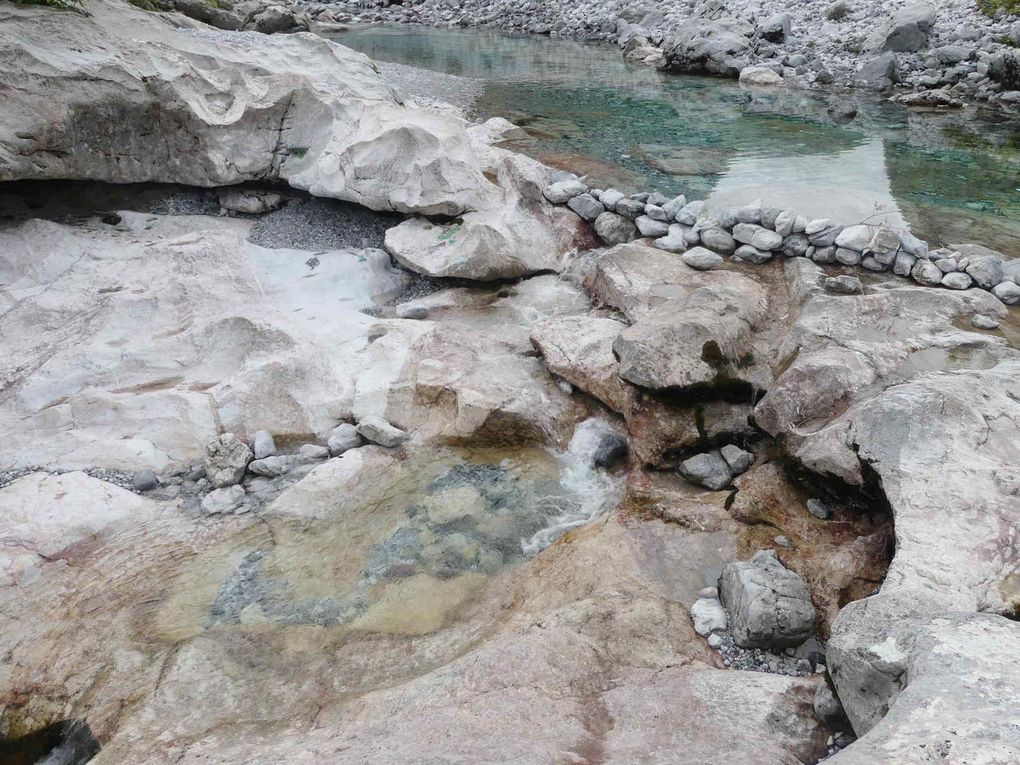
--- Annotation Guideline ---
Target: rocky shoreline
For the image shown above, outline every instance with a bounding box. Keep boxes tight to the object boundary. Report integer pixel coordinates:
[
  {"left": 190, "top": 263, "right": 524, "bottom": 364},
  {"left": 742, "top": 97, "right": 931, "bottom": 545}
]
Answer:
[
  {"left": 538, "top": 175, "right": 1020, "bottom": 305},
  {"left": 306, "top": 0, "right": 1020, "bottom": 109},
  {"left": 0, "top": 1, "right": 1018, "bottom": 764}
]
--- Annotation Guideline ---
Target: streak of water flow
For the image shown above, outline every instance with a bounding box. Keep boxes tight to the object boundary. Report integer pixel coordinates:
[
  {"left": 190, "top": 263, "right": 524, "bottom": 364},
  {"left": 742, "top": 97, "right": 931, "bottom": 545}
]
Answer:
[{"left": 521, "top": 418, "right": 626, "bottom": 555}]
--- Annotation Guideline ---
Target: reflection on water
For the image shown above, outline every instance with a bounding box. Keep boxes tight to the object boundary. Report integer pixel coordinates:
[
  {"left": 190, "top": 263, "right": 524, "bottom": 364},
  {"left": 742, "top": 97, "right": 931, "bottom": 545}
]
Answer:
[{"left": 331, "top": 26, "right": 1020, "bottom": 256}]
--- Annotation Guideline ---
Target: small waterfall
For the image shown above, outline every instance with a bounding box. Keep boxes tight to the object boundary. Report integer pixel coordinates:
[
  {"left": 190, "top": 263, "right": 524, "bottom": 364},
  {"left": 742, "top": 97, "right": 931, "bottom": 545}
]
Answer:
[{"left": 521, "top": 418, "right": 627, "bottom": 555}]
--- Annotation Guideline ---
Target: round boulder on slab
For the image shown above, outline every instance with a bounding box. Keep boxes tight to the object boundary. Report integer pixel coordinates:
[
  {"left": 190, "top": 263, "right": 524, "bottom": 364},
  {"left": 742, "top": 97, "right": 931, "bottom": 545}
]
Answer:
[
  {"left": 679, "top": 451, "right": 733, "bottom": 491},
  {"left": 681, "top": 247, "right": 723, "bottom": 271},
  {"left": 205, "top": 433, "right": 253, "bottom": 488},
  {"left": 248, "top": 456, "right": 294, "bottom": 478},
  {"left": 733, "top": 245, "right": 771, "bottom": 264},
  {"left": 700, "top": 227, "right": 736, "bottom": 255},
  {"left": 690, "top": 596, "right": 728, "bottom": 636},
  {"left": 594, "top": 212, "right": 638, "bottom": 246},
  {"left": 132, "top": 469, "right": 158, "bottom": 492},
  {"left": 718, "top": 549, "right": 816, "bottom": 649},
  {"left": 357, "top": 416, "right": 408, "bottom": 448},
  {"left": 327, "top": 423, "right": 362, "bottom": 456},
  {"left": 615, "top": 198, "right": 645, "bottom": 219},
  {"left": 942, "top": 272, "right": 973, "bottom": 290},
  {"left": 720, "top": 444, "right": 753, "bottom": 475},
  {"left": 991, "top": 281, "right": 1020, "bottom": 305},
  {"left": 636, "top": 215, "right": 670, "bottom": 238},
  {"left": 911, "top": 259, "right": 944, "bottom": 287},
  {"left": 732, "top": 223, "right": 783, "bottom": 252}
]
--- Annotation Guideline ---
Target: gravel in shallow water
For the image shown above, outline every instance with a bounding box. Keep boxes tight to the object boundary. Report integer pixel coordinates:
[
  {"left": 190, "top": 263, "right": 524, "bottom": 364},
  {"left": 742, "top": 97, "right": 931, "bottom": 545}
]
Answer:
[{"left": 377, "top": 61, "right": 483, "bottom": 111}]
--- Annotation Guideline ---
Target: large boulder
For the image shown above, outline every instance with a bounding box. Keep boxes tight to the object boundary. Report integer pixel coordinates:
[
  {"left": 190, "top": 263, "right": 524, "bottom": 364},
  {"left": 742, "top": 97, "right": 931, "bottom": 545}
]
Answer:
[
  {"left": 243, "top": 3, "right": 308, "bottom": 34},
  {"left": 826, "top": 613, "right": 1020, "bottom": 763},
  {"left": 865, "top": 2, "right": 936, "bottom": 53},
  {"left": 754, "top": 260, "right": 1020, "bottom": 751},
  {"left": 719, "top": 550, "right": 817, "bottom": 649},
  {"left": 0, "top": 1, "right": 578, "bottom": 282},
  {"left": 661, "top": 19, "right": 752, "bottom": 78}
]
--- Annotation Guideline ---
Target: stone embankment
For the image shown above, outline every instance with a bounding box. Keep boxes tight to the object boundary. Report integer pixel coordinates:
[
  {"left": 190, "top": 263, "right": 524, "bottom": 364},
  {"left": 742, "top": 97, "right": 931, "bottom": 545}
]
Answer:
[
  {"left": 309, "top": 0, "right": 1020, "bottom": 107},
  {"left": 542, "top": 175, "right": 1020, "bottom": 306}
]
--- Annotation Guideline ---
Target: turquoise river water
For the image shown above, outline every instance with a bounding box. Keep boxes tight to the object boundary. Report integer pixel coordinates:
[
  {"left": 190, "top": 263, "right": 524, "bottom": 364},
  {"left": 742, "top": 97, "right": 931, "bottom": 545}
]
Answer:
[{"left": 331, "top": 26, "right": 1020, "bottom": 256}]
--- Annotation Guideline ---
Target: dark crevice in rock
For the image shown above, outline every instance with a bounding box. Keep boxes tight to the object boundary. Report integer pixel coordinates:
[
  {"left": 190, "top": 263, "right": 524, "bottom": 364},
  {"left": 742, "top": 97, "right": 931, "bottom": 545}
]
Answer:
[{"left": 0, "top": 719, "right": 100, "bottom": 765}]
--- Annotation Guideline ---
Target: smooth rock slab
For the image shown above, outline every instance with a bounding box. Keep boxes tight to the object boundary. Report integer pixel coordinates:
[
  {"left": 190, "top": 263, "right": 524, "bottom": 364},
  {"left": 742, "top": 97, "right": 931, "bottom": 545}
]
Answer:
[
  {"left": 248, "top": 456, "right": 294, "bottom": 478},
  {"left": 719, "top": 549, "right": 816, "bottom": 649}
]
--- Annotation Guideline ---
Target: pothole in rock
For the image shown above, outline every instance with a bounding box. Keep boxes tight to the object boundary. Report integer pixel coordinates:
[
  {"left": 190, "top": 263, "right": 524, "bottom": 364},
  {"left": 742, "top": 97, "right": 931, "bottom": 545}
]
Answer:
[{"left": 204, "top": 420, "right": 626, "bottom": 632}]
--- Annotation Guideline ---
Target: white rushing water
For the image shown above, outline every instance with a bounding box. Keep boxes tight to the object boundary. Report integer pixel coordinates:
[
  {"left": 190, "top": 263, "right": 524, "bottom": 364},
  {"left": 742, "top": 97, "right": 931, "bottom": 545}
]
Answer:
[{"left": 521, "top": 418, "right": 628, "bottom": 555}]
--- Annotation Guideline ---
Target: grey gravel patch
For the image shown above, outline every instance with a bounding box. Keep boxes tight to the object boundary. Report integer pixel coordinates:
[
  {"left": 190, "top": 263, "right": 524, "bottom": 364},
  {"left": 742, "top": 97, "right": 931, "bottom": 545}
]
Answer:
[
  {"left": 146, "top": 189, "right": 221, "bottom": 216},
  {"left": 394, "top": 272, "right": 450, "bottom": 304},
  {"left": 712, "top": 631, "right": 824, "bottom": 677},
  {"left": 248, "top": 196, "right": 404, "bottom": 251},
  {"left": 378, "top": 61, "right": 483, "bottom": 111},
  {"left": 0, "top": 466, "right": 136, "bottom": 491}
]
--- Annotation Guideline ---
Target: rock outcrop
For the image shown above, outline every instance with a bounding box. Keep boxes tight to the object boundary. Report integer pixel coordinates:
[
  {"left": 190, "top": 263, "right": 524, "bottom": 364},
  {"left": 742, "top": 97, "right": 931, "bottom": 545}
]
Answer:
[{"left": 0, "top": 0, "right": 577, "bottom": 281}]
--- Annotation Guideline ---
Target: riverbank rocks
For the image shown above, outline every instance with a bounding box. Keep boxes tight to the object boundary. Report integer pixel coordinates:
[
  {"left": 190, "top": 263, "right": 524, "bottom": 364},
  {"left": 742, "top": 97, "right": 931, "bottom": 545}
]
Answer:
[
  {"left": 691, "top": 594, "right": 729, "bottom": 636},
  {"left": 356, "top": 416, "right": 408, "bottom": 447},
  {"left": 739, "top": 65, "right": 783, "bottom": 86},
  {"left": 679, "top": 451, "right": 734, "bottom": 491},
  {"left": 662, "top": 19, "right": 751, "bottom": 77},
  {"left": 201, "top": 484, "right": 247, "bottom": 515},
  {"left": 719, "top": 550, "right": 817, "bottom": 649},
  {"left": 251, "top": 431, "right": 277, "bottom": 460},
  {"left": 866, "top": 2, "right": 936, "bottom": 53},
  {"left": 327, "top": 424, "right": 363, "bottom": 456},
  {"left": 205, "top": 434, "right": 253, "bottom": 488},
  {"left": 594, "top": 211, "right": 639, "bottom": 245},
  {"left": 548, "top": 178, "right": 1016, "bottom": 301}
]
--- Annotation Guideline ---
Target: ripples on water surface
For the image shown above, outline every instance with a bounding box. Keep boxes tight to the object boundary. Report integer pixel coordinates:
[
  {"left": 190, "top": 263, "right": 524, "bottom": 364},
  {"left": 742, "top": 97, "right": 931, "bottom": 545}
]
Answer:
[{"left": 332, "top": 26, "right": 1020, "bottom": 256}]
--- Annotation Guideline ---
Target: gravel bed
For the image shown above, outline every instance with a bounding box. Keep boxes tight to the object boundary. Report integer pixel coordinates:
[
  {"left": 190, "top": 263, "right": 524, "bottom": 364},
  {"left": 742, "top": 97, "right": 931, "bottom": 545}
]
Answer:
[{"left": 248, "top": 195, "right": 404, "bottom": 250}]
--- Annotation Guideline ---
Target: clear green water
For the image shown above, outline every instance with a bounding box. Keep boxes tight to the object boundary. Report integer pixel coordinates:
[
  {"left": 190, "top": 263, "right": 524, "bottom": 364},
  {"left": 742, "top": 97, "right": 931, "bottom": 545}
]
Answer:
[{"left": 331, "top": 26, "right": 1020, "bottom": 256}]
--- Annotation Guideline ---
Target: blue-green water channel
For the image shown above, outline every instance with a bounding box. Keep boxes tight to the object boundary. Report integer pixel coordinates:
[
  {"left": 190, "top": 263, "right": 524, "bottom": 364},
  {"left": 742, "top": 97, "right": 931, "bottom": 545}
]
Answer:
[{"left": 330, "top": 26, "right": 1019, "bottom": 256}]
